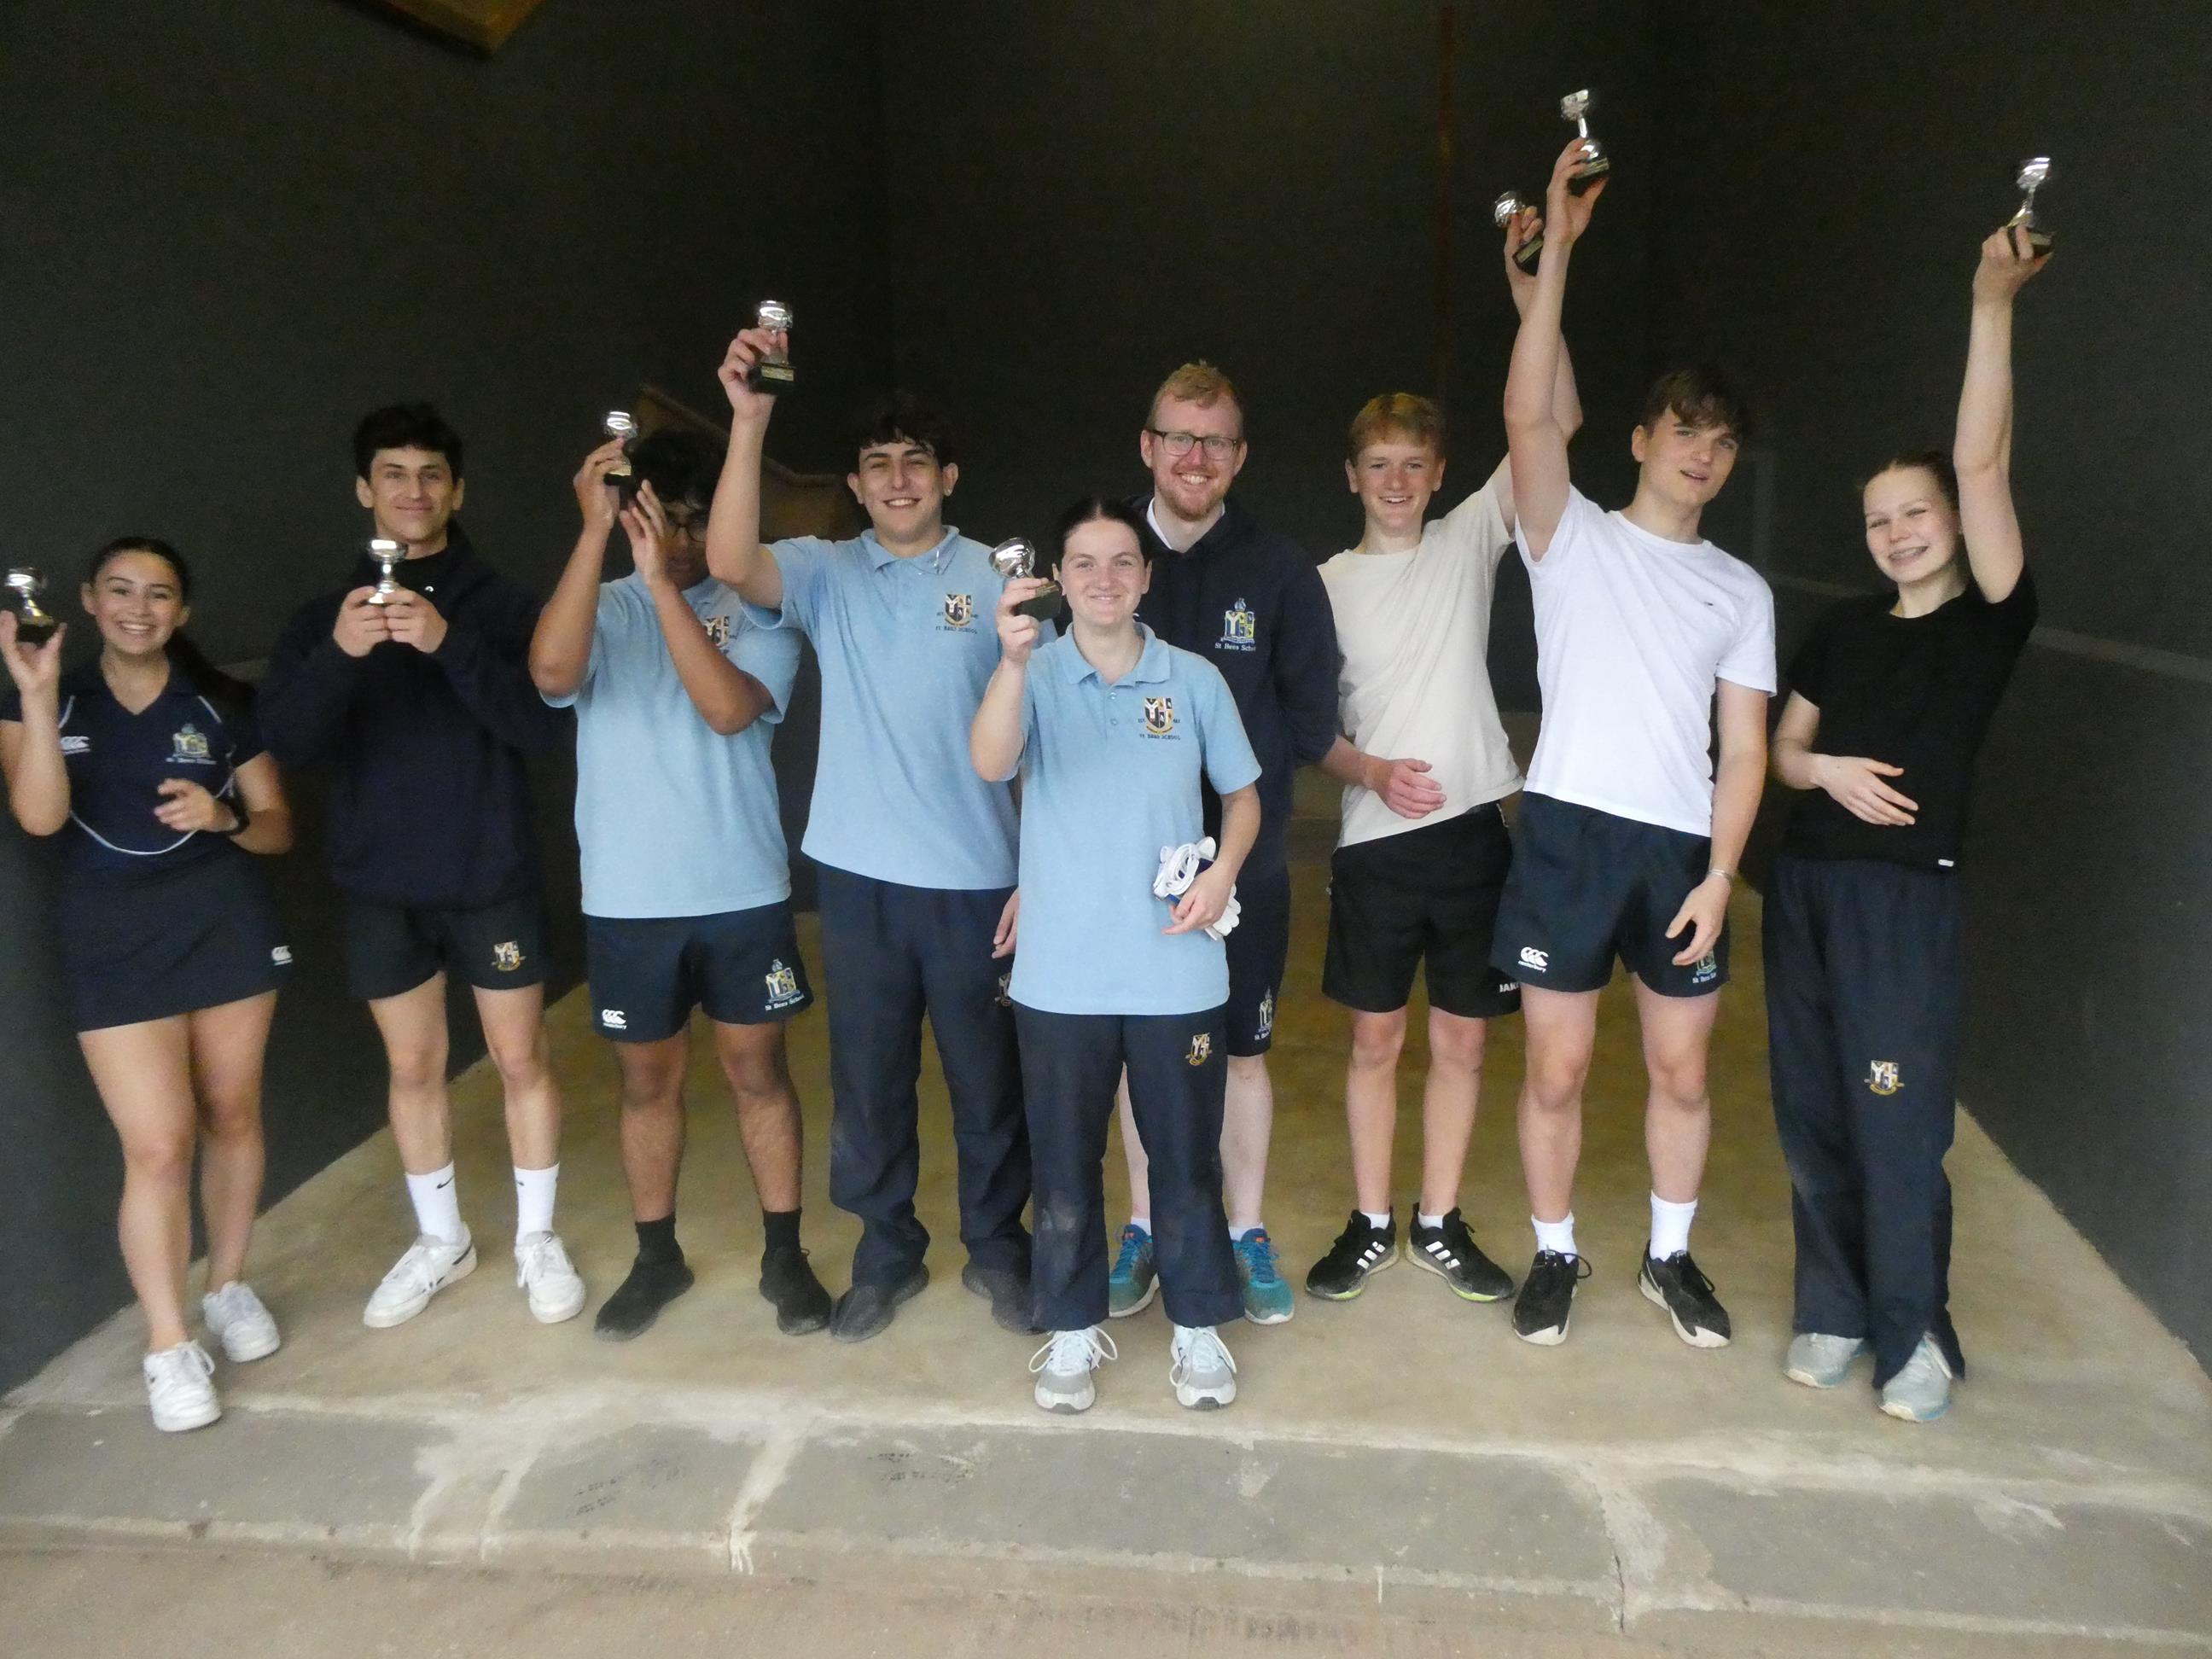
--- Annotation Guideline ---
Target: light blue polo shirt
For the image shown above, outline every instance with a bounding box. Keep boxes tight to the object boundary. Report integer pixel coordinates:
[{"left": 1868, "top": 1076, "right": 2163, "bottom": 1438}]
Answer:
[
  {"left": 999, "top": 626, "right": 1261, "bottom": 1016},
  {"left": 755, "top": 528, "right": 1022, "bottom": 891},
  {"left": 545, "top": 573, "right": 800, "bottom": 919}
]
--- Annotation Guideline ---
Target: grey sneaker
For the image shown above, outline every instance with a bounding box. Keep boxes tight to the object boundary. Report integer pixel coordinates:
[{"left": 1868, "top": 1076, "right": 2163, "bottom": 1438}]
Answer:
[
  {"left": 1169, "top": 1324, "right": 1237, "bottom": 1410},
  {"left": 1029, "top": 1326, "right": 1115, "bottom": 1414},
  {"left": 1880, "top": 1335, "right": 1954, "bottom": 1423},
  {"left": 1784, "top": 1332, "right": 1867, "bottom": 1389}
]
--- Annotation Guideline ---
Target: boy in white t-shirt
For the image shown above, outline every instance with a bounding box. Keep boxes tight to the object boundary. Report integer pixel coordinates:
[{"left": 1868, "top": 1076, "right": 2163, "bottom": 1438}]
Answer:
[
  {"left": 1303, "top": 208, "right": 1583, "bottom": 1310},
  {"left": 1489, "top": 137, "right": 1775, "bottom": 1351}
]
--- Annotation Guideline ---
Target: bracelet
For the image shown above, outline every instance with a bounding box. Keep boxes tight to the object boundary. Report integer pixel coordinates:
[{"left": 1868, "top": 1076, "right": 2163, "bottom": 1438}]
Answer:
[
  {"left": 220, "top": 800, "right": 251, "bottom": 836},
  {"left": 1707, "top": 866, "right": 1736, "bottom": 884}
]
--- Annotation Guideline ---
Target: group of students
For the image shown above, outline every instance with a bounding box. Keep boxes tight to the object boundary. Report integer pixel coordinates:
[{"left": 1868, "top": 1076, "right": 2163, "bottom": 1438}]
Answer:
[{"left": 0, "top": 137, "right": 2046, "bottom": 1434}]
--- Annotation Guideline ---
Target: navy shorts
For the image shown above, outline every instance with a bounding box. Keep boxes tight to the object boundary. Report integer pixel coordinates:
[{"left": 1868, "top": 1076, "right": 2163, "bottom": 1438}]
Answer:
[
  {"left": 585, "top": 903, "right": 812, "bottom": 1042},
  {"left": 345, "top": 892, "right": 547, "bottom": 1002},
  {"left": 1225, "top": 867, "right": 1291, "bottom": 1056},
  {"left": 1489, "top": 794, "right": 1727, "bottom": 998},
  {"left": 1324, "top": 803, "right": 1522, "bottom": 1019},
  {"left": 58, "top": 851, "right": 288, "bottom": 1033}
]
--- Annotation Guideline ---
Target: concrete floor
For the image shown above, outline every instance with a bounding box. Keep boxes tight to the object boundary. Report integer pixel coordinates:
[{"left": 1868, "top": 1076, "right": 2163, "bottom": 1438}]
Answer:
[{"left": 4, "top": 775, "right": 2209, "bottom": 1653}]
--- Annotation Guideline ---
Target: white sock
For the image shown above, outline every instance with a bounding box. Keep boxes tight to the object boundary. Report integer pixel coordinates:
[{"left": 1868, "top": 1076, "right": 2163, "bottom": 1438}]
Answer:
[
  {"left": 1127, "top": 1216, "right": 1151, "bottom": 1236},
  {"left": 1650, "top": 1193, "right": 1697, "bottom": 1260},
  {"left": 1231, "top": 1223, "right": 1264, "bottom": 1242},
  {"left": 1532, "top": 1213, "right": 1577, "bottom": 1258},
  {"left": 1361, "top": 1210, "right": 1392, "bottom": 1231},
  {"left": 406, "top": 1164, "right": 463, "bottom": 1245},
  {"left": 515, "top": 1163, "right": 559, "bottom": 1239},
  {"left": 1417, "top": 1211, "right": 1445, "bottom": 1231}
]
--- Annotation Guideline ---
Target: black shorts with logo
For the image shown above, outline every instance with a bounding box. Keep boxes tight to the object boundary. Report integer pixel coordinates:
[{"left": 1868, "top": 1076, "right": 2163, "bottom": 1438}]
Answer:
[
  {"left": 1225, "top": 867, "right": 1292, "bottom": 1057},
  {"left": 585, "top": 902, "right": 813, "bottom": 1043},
  {"left": 345, "top": 891, "right": 547, "bottom": 1002},
  {"left": 59, "top": 850, "right": 289, "bottom": 1033},
  {"left": 1324, "top": 803, "right": 1521, "bottom": 1019},
  {"left": 1488, "top": 793, "right": 1728, "bottom": 998}
]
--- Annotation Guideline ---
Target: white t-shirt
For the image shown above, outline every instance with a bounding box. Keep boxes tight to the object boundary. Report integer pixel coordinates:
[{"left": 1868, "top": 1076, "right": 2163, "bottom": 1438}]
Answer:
[
  {"left": 1517, "top": 486, "right": 1775, "bottom": 837},
  {"left": 1320, "top": 463, "right": 1523, "bottom": 849}
]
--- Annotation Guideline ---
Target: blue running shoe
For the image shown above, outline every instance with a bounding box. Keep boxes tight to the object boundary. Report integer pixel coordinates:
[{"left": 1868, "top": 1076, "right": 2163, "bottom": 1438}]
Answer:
[
  {"left": 1234, "top": 1227, "right": 1295, "bottom": 1324},
  {"left": 1107, "top": 1224, "right": 1157, "bottom": 1318}
]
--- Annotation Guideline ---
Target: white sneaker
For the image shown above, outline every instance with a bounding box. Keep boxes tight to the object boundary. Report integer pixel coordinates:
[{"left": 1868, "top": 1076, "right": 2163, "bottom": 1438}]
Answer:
[
  {"left": 364, "top": 1230, "right": 476, "bottom": 1329},
  {"left": 201, "top": 1281, "right": 281, "bottom": 1363},
  {"left": 1880, "top": 1334, "right": 1955, "bottom": 1423},
  {"left": 1168, "top": 1324, "right": 1237, "bottom": 1410},
  {"left": 1029, "top": 1326, "right": 1116, "bottom": 1414},
  {"left": 515, "top": 1231, "right": 585, "bottom": 1324},
  {"left": 1784, "top": 1332, "right": 1866, "bottom": 1390},
  {"left": 143, "top": 1340, "right": 219, "bottom": 1433}
]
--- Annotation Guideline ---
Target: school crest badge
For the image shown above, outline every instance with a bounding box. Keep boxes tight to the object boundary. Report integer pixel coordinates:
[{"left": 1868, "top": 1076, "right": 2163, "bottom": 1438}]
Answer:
[
  {"left": 942, "top": 592, "right": 975, "bottom": 628},
  {"left": 170, "top": 723, "right": 212, "bottom": 763},
  {"left": 703, "top": 614, "right": 731, "bottom": 648},
  {"left": 1254, "top": 988, "right": 1275, "bottom": 1041},
  {"left": 995, "top": 970, "right": 1013, "bottom": 1009},
  {"left": 1186, "top": 1032, "right": 1213, "bottom": 1067},
  {"left": 764, "top": 959, "right": 802, "bottom": 1007},
  {"left": 1219, "top": 599, "right": 1257, "bottom": 651},
  {"left": 1867, "top": 1060, "right": 1901, "bottom": 1097},
  {"left": 1142, "top": 696, "right": 1175, "bottom": 736},
  {"left": 1692, "top": 949, "right": 1719, "bottom": 986},
  {"left": 492, "top": 940, "right": 525, "bottom": 973}
]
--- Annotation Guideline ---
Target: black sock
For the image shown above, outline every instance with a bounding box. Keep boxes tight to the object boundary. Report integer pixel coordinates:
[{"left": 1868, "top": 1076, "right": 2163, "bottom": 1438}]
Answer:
[
  {"left": 762, "top": 1208, "right": 801, "bottom": 1255},
  {"left": 636, "top": 1215, "right": 682, "bottom": 1265}
]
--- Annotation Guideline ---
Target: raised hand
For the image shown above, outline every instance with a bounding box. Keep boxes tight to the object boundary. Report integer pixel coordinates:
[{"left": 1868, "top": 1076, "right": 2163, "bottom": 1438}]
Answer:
[
  {"left": 1543, "top": 135, "right": 1608, "bottom": 245},
  {"left": 717, "top": 325, "right": 789, "bottom": 425},
  {"left": 995, "top": 579, "right": 1045, "bottom": 664},
  {"left": 574, "top": 438, "right": 628, "bottom": 531},
  {"left": 620, "top": 480, "right": 674, "bottom": 588},
  {"left": 0, "top": 610, "right": 66, "bottom": 699},
  {"left": 1976, "top": 221, "right": 2050, "bottom": 304},
  {"left": 332, "top": 587, "right": 393, "bottom": 659},
  {"left": 1813, "top": 754, "right": 1918, "bottom": 827},
  {"left": 1504, "top": 202, "right": 1545, "bottom": 309}
]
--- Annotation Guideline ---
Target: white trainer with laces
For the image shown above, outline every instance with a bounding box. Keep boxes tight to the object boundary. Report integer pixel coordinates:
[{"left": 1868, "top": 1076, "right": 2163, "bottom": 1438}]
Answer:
[
  {"left": 201, "top": 1281, "right": 281, "bottom": 1363},
  {"left": 515, "top": 1231, "right": 585, "bottom": 1324},
  {"left": 364, "top": 1230, "right": 476, "bottom": 1329},
  {"left": 1029, "top": 1326, "right": 1116, "bottom": 1414},
  {"left": 143, "top": 1339, "right": 220, "bottom": 1433},
  {"left": 1880, "top": 1334, "right": 1955, "bottom": 1423},
  {"left": 1168, "top": 1324, "right": 1237, "bottom": 1410}
]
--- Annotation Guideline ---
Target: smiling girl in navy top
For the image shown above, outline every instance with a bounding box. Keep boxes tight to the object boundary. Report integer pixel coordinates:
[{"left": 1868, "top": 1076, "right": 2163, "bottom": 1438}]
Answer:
[{"left": 1, "top": 538, "right": 294, "bottom": 1434}]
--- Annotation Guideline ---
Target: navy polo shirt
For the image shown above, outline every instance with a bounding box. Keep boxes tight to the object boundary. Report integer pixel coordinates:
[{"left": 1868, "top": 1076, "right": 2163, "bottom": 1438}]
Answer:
[
  {"left": 753, "top": 528, "right": 1025, "bottom": 891},
  {"left": 998, "top": 626, "right": 1260, "bottom": 1016},
  {"left": 1, "top": 664, "right": 259, "bottom": 881}
]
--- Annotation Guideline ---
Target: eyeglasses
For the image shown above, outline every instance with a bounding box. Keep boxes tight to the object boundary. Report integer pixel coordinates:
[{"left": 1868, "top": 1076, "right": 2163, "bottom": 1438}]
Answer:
[{"left": 1147, "top": 428, "right": 1243, "bottom": 460}]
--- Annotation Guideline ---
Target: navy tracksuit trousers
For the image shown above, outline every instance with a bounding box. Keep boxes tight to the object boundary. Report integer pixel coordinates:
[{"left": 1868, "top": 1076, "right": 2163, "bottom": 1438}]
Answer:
[
  {"left": 1762, "top": 854, "right": 1967, "bottom": 1387},
  {"left": 817, "top": 865, "right": 1032, "bottom": 1287}
]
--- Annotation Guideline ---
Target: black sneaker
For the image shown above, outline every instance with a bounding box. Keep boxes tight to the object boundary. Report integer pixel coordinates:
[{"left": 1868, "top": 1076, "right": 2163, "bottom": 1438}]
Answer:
[
  {"left": 1303, "top": 1211, "right": 1397, "bottom": 1301},
  {"left": 830, "top": 1265, "right": 929, "bottom": 1344},
  {"left": 593, "top": 1254, "right": 695, "bottom": 1342},
  {"left": 961, "top": 1261, "right": 1039, "bottom": 1334},
  {"left": 761, "top": 1245, "right": 832, "bottom": 1336},
  {"left": 1407, "top": 1210, "right": 1514, "bottom": 1302},
  {"left": 1511, "top": 1249, "right": 1591, "bottom": 1346},
  {"left": 1639, "top": 1250, "right": 1732, "bottom": 1348}
]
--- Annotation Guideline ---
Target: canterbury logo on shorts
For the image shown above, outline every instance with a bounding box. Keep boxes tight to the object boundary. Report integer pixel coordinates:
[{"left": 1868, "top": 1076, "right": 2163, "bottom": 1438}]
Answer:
[{"left": 1518, "top": 946, "right": 1550, "bottom": 972}]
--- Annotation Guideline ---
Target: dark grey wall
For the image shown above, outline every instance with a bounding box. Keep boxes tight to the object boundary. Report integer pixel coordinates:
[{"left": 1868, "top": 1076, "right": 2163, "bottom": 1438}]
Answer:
[
  {"left": 0, "top": 0, "right": 892, "bottom": 1389},
  {"left": 1650, "top": 3, "right": 2212, "bottom": 1360}
]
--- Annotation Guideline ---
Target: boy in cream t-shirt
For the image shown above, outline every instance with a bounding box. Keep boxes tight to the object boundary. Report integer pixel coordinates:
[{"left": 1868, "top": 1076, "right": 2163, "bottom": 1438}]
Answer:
[{"left": 1303, "top": 208, "right": 1583, "bottom": 1310}]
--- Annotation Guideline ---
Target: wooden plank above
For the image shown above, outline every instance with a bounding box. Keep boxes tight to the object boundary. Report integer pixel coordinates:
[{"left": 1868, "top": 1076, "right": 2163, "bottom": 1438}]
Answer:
[{"left": 370, "top": 0, "right": 548, "bottom": 53}]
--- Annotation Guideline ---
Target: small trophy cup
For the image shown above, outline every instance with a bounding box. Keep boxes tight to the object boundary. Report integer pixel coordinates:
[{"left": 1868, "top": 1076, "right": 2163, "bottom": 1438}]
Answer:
[
  {"left": 748, "top": 300, "right": 795, "bottom": 392},
  {"left": 2009, "top": 157, "right": 2052, "bottom": 256},
  {"left": 602, "top": 410, "right": 639, "bottom": 503},
  {"left": 366, "top": 538, "right": 405, "bottom": 606},
  {"left": 1558, "top": 89, "right": 1610, "bottom": 195},
  {"left": 1493, "top": 191, "right": 1543, "bottom": 273},
  {"left": 989, "top": 538, "right": 1062, "bottom": 621},
  {"left": 3, "top": 567, "right": 58, "bottom": 647}
]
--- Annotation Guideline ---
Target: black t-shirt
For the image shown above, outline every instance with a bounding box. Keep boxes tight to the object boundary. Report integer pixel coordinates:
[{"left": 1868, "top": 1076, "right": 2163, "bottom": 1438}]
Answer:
[
  {"left": 0, "top": 663, "right": 261, "bottom": 882},
  {"left": 1780, "top": 569, "right": 2038, "bottom": 869}
]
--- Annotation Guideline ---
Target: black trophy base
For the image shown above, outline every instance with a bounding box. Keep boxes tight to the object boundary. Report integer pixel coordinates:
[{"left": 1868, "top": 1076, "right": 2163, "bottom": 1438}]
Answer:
[
  {"left": 1567, "top": 154, "right": 1611, "bottom": 195},
  {"left": 607, "top": 468, "right": 641, "bottom": 504},
  {"left": 748, "top": 361, "right": 796, "bottom": 394},
  {"left": 1513, "top": 236, "right": 1545, "bottom": 274},
  {"left": 1014, "top": 586, "right": 1062, "bottom": 622},
  {"left": 2027, "top": 229, "right": 2053, "bottom": 256},
  {"left": 8, "top": 613, "right": 57, "bottom": 647}
]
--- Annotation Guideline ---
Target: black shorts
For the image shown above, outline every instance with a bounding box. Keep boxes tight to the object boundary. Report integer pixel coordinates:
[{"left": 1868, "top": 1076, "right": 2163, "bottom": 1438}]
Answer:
[
  {"left": 58, "top": 851, "right": 288, "bottom": 1033},
  {"left": 1225, "top": 867, "right": 1292, "bottom": 1057},
  {"left": 1489, "top": 794, "right": 1728, "bottom": 998},
  {"left": 345, "top": 892, "right": 547, "bottom": 1002},
  {"left": 585, "top": 903, "right": 813, "bottom": 1042},
  {"left": 1324, "top": 804, "right": 1522, "bottom": 1020}
]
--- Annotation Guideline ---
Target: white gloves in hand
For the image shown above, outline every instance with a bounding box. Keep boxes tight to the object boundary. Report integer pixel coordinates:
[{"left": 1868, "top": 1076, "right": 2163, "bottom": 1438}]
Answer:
[{"left": 1153, "top": 836, "right": 1242, "bottom": 942}]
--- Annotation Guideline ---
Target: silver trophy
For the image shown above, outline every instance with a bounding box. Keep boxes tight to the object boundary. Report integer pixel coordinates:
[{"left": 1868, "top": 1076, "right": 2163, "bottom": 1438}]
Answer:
[
  {"left": 989, "top": 538, "right": 1062, "bottom": 622},
  {"left": 366, "top": 538, "right": 405, "bottom": 606},
  {"left": 1558, "top": 89, "right": 1610, "bottom": 195},
  {"left": 2008, "top": 157, "right": 2052, "bottom": 256},
  {"left": 3, "top": 567, "right": 58, "bottom": 646},
  {"left": 748, "top": 300, "right": 795, "bottom": 392},
  {"left": 1493, "top": 190, "right": 1543, "bottom": 273},
  {"left": 602, "top": 410, "right": 639, "bottom": 501}
]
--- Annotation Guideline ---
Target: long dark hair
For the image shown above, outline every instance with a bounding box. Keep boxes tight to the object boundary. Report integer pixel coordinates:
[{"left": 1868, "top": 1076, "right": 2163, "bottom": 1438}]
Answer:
[
  {"left": 1051, "top": 496, "right": 1151, "bottom": 568},
  {"left": 84, "top": 538, "right": 255, "bottom": 713}
]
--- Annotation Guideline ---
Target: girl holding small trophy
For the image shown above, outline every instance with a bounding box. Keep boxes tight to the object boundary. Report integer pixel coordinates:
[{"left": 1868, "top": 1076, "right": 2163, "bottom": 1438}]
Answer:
[
  {"left": 971, "top": 498, "right": 1261, "bottom": 1414},
  {"left": 1, "top": 539, "right": 294, "bottom": 1433}
]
